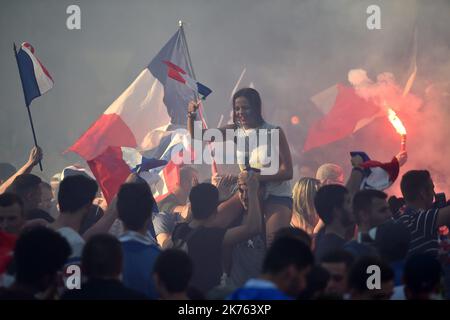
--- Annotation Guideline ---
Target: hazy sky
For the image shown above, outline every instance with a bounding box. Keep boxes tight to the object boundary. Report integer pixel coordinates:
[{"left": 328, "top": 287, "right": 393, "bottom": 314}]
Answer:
[{"left": 1, "top": 0, "right": 450, "bottom": 184}]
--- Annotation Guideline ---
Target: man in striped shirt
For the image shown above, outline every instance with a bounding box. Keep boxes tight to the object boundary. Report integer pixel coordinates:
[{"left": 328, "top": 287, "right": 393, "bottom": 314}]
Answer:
[{"left": 396, "top": 170, "right": 450, "bottom": 257}]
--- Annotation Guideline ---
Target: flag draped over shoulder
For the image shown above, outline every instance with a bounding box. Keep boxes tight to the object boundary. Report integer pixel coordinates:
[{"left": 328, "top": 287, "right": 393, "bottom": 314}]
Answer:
[
  {"left": 68, "top": 28, "right": 198, "bottom": 203},
  {"left": 14, "top": 42, "right": 54, "bottom": 107}
]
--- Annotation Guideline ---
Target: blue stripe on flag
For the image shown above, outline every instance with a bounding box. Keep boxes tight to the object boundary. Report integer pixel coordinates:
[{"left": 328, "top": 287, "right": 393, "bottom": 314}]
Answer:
[{"left": 16, "top": 48, "right": 40, "bottom": 107}]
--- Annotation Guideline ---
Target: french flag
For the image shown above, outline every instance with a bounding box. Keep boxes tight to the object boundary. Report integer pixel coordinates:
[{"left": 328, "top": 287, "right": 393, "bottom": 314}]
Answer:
[
  {"left": 360, "top": 157, "right": 400, "bottom": 191},
  {"left": 68, "top": 28, "right": 198, "bottom": 203},
  {"left": 14, "top": 42, "right": 54, "bottom": 107},
  {"left": 163, "top": 60, "right": 212, "bottom": 99},
  {"left": 303, "top": 84, "right": 380, "bottom": 152}
]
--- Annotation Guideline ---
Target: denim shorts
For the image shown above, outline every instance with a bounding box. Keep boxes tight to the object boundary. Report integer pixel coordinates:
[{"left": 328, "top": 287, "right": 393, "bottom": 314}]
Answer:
[{"left": 264, "top": 195, "right": 293, "bottom": 211}]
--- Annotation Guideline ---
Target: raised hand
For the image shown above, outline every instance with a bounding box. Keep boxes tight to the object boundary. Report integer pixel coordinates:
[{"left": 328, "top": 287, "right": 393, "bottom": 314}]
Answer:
[{"left": 28, "top": 146, "right": 43, "bottom": 166}]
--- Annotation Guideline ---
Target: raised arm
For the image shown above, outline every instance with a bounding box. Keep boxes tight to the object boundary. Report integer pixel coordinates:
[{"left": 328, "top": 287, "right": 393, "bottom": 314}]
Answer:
[
  {"left": 0, "top": 146, "right": 43, "bottom": 194},
  {"left": 222, "top": 170, "right": 263, "bottom": 248},
  {"left": 345, "top": 154, "right": 364, "bottom": 197}
]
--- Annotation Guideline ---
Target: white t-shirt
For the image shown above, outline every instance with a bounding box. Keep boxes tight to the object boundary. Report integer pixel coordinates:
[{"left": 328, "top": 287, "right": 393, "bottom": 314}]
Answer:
[{"left": 57, "top": 227, "right": 85, "bottom": 261}]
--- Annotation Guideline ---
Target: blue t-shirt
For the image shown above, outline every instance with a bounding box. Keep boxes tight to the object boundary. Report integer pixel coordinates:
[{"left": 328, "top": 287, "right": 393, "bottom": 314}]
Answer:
[
  {"left": 120, "top": 232, "right": 161, "bottom": 299},
  {"left": 228, "top": 279, "right": 293, "bottom": 300}
]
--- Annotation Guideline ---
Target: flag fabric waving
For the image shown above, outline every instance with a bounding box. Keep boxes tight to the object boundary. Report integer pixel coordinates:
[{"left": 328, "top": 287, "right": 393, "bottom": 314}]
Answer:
[
  {"left": 163, "top": 60, "right": 212, "bottom": 99},
  {"left": 303, "top": 84, "right": 380, "bottom": 152},
  {"left": 360, "top": 156, "right": 400, "bottom": 191},
  {"left": 68, "top": 28, "right": 200, "bottom": 203},
  {"left": 14, "top": 42, "right": 54, "bottom": 107}
]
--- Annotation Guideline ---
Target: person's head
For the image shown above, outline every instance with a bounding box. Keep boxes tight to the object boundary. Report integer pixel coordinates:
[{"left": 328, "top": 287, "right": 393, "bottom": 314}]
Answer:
[
  {"left": 348, "top": 256, "right": 394, "bottom": 300},
  {"left": 82, "top": 234, "right": 122, "bottom": 280},
  {"left": 232, "top": 87, "right": 264, "bottom": 128},
  {"left": 0, "top": 162, "right": 16, "bottom": 184},
  {"left": 262, "top": 237, "right": 314, "bottom": 297},
  {"left": 153, "top": 249, "right": 193, "bottom": 299},
  {"left": 0, "top": 193, "right": 25, "bottom": 234},
  {"left": 274, "top": 227, "right": 312, "bottom": 248},
  {"left": 388, "top": 195, "right": 405, "bottom": 219},
  {"left": 292, "top": 177, "right": 320, "bottom": 231},
  {"left": 14, "top": 227, "right": 71, "bottom": 293},
  {"left": 404, "top": 254, "right": 442, "bottom": 300},
  {"left": 58, "top": 175, "right": 97, "bottom": 215},
  {"left": 374, "top": 221, "right": 411, "bottom": 263},
  {"left": 320, "top": 250, "right": 354, "bottom": 297},
  {"left": 400, "top": 170, "right": 435, "bottom": 209},
  {"left": 118, "top": 182, "right": 155, "bottom": 232},
  {"left": 316, "top": 164, "right": 345, "bottom": 186},
  {"left": 189, "top": 183, "right": 219, "bottom": 221},
  {"left": 8, "top": 174, "right": 42, "bottom": 212},
  {"left": 297, "top": 265, "right": 331, "bottom": 300},
  {"left": 178, "top": 166, "right": 198, "bottom": 196},
  {"left": 38, "top": 182, "right": 53, "bottom": 212},
  {"left": 314, "top": 184, "right": 352, "bottom": 228},
  {"left": 353, "top": 189, "right": 391, "bottom": 231}
]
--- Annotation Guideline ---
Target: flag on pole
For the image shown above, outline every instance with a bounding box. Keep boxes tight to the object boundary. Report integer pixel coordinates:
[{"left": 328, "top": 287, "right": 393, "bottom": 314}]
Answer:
[
  {"left": 68, "top": 28, "right": 197, "bottom": 203},
  {"left": 14, "top": 42, "right": 53, "bottom": 107},
  {"left": 163, "top": 60, "right": 212, "bottom": 99}
]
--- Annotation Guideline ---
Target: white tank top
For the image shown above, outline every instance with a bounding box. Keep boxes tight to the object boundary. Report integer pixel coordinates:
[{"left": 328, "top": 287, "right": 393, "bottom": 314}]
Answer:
[{"left": 235, "top": 121, "right": 292, "bottom": 198}]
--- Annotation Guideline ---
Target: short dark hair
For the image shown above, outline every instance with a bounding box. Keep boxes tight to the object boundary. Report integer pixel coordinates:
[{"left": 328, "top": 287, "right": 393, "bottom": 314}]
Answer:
[
  {"left": 314, "top": 184, "right": 348, "bottom": 225},
  {"left": 82, "top": 234, "right": 122, "bottom": 279},
  {"left": 153, "top": 249, "right": 193, "bottom": 293},
  {"left": 321, "top": 249, "right": 355, "bottom": 269},
  {"left": 0, "top": 162, "right": 16, "bottom": 182},
  {"left": 118, "top": 182, "right": 155, "bottom": 231},
  {"left": 353, "top": 189, "right": 387, "bottom": 224},
  {"left": 262, "top": 237, "right": 314, "bottom": 274},
  {"left": 374, "top": 221, "right": 411, "bottom": 262},
  {"left": 404, "top": 254, "right": 442, "bottom": 295},
  {"left": 348, "top": 256, "right": 394, "bottom": 293},
  {"left": 189, "top": 183, "right": 219, "bottom": 220},
  {"left": 0, "top": 193, "right": 24, "bottom": 216},
  {"left": 232, "top": 87, "right": 264, "bottom": 126},
  {"left": 8, "top": 174, "right": 42, "bottom": 199},
  {"left": 274, "top": 227, "right": 312, "bottom": 248},
  {"left": 58, "top": 175, "right": 98, "bottom": 213},
  {"left": 400, "top": 170, "right": 431, "bottom": 202},
  {"left": 14, "top": 227, "right": 71, "bottom": 287}
]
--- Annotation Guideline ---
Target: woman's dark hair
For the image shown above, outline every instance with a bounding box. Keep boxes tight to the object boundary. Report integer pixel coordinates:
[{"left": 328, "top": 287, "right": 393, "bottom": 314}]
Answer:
[{"left": 232, "top": 87, "right": 264, "bottom": 126}]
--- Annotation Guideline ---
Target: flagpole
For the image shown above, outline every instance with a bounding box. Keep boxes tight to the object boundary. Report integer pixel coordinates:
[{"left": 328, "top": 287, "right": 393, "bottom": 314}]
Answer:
[
  {"left": 178, "top": 21, "right": 218, "bottom": 175},
  {"left": 13, "top": 43, "right": 43, "bottom": 171}
]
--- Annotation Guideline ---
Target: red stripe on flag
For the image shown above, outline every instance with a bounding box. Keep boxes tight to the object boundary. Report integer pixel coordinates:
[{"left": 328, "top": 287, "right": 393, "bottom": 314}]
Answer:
[
  {"left": 87, "top": 146, "right": 131, "bottom": 204},
  {"left": 155, "top": 161, "right": 180, "bottom": 202},
  {"left": 68, "top": 113, "right": 137, "bottom": 161},
  {"left": 303, "top": 85, "right": 380, "bottom": 152}
]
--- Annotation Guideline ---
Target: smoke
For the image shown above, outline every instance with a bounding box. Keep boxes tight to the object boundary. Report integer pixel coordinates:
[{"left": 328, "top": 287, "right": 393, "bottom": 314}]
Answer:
[{"left": 1, "top": 0, "right": 450, "bottom": 196}]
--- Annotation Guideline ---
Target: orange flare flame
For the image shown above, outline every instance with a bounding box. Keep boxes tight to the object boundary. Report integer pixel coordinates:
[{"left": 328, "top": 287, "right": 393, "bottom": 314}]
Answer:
[{"left": 387, "top": 108, "right": 407, "bottom": 135}]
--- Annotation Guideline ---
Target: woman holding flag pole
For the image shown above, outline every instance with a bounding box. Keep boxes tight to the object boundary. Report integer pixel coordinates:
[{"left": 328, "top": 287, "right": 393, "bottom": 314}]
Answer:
[{"left": 187, "top": 88, "right": 294, "bottom": 247}]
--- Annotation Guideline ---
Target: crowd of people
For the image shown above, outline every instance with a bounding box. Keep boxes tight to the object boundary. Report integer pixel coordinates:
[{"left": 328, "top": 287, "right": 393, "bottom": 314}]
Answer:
[{"left": 0, "top": 88, "right": 449, "bottom": 300}]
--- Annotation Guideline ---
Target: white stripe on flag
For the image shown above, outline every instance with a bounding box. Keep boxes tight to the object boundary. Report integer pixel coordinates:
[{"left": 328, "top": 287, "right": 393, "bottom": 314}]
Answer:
[
  {"left": 104, "top": 69, "right": 171, "bottom": 152},
  {"left": 22, "top": 46, "right": 53, "bottom": 94}
]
